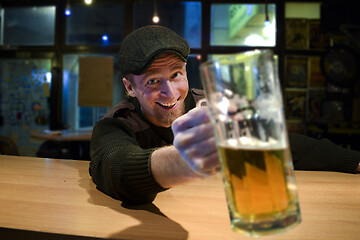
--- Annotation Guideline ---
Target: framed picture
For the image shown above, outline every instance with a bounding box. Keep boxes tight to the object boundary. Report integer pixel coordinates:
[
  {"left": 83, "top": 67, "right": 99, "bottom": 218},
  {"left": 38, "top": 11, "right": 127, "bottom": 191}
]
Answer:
[
  {"left": 284, "top": 89, "right": 307, "bottom": 120},
  {"left": 307, "top": 89, "right": 325, "bottom": 122},
  {"left": 285, "top": 18, "right": 308, "bottom": 50},
  {"left": 326, "top": 82, "right": 351, "bottom": 97},
  {"left": 308, "top": 19, "right": 330, "bottom": 50},
  {"left": 308, "top": 56, "right": 326, "bottom": 88},
  {"left": 321, "top": 100, "right": 345, "bottom": 122},
  {"left": 285, "top": 56, "right": 308, "bottom": 88},
  {"left": 286, "top": 120, "right": 306, "bottom": 134}
]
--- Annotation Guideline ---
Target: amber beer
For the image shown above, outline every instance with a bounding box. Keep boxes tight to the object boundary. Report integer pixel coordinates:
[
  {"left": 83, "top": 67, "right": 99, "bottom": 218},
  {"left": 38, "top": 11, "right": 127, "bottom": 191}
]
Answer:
[
  {"left": 200, "top": 49, "right": 301, "bottom": 236},
  {"left": 218, "top": 143, "right": 300, "bottom": 236}
]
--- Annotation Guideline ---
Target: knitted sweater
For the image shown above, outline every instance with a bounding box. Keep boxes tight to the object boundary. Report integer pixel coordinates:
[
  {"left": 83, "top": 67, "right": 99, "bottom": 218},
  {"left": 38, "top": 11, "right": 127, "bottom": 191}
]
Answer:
[{"left": 89, "top": 89, "right": 360, "bottom": 204}]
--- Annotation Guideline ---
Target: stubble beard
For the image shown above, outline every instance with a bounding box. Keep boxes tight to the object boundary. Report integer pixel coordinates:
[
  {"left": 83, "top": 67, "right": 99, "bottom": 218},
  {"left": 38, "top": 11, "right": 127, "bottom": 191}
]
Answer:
[{"left": 154, "top": 101, "right": 186, "bottom": 127}]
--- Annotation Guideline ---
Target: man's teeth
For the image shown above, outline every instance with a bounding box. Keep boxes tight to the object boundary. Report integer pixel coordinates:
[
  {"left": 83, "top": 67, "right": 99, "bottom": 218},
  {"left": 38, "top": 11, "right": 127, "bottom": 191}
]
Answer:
[{"left": 159, "top": 101, "right": 176, "bottom": 107}]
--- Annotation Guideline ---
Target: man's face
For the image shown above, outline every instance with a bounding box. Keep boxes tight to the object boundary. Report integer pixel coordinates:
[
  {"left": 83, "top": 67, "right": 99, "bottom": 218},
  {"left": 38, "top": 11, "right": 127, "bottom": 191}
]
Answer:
[{"left": 123, "top": 54, "right": 189, "bottom": 128}]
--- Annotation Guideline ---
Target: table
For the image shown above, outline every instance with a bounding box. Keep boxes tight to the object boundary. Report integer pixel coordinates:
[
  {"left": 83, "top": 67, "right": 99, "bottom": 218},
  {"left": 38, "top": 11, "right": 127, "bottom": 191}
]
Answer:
[
  {"left": 30, "top": 130, "right": 92, "bottom": 160},
  {"left": 0, "top": 155, "right": 359, "bottom": 240},
  {"left": 30, "top": 129, "right": 92, "bottom": 142}
]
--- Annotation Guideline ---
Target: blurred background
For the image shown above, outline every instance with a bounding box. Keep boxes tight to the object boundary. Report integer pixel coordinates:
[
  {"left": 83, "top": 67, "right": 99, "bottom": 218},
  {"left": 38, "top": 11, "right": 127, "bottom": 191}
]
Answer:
[{"left": 0, "top": 0, "right": 359, "bottom": 159}]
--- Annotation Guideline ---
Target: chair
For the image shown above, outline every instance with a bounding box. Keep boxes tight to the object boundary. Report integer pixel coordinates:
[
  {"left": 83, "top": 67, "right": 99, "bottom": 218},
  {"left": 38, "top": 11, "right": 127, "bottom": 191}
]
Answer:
[{"left": 0, "top": 136, "right": 19, "bottom": 156}]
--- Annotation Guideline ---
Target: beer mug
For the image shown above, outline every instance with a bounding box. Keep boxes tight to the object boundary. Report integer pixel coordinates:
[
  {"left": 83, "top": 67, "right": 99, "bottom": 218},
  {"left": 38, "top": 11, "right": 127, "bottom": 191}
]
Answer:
[{"left": 199, "top": 50, "right": 301, "bottom": 237}]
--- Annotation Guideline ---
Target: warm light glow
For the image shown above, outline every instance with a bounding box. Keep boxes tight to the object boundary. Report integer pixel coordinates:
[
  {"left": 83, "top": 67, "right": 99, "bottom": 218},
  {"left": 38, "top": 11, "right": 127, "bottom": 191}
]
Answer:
[
  {"left": 152, "top": 15, "right": 160, "bottom": 23},
  {"left": 84, "top": 0, "right": 93, "bottom": 5},
  {"left": 152, "top": 0, "right": 159, "bottom": 24}
]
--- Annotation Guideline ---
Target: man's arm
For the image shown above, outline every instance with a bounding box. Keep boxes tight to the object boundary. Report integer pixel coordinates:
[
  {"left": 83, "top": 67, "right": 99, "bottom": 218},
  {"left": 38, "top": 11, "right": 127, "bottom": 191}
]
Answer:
[
  {"left": 90, "top": 107, "right": 218, "bottom": 204},
  {"left": 90, "top": 118, "right": 167, "bottom": 204},
  {"left": 150, "top": 145, "right": 200, "bottom": 188},
  {"left": 289, "top": 133, "right": 360, "bottom": 174}
]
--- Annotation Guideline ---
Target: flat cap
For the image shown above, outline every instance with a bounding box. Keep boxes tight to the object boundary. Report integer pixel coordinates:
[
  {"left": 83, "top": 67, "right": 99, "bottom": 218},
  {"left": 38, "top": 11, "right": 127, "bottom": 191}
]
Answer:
[{"left": 118, "top": 25, "right": 190, "bottom": 77}]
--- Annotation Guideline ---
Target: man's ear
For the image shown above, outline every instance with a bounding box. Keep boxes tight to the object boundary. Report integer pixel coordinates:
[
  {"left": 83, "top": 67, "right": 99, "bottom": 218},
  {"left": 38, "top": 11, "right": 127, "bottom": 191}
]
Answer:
[{"left": 122, "top": 77, "right": 136, "bottom": 97}]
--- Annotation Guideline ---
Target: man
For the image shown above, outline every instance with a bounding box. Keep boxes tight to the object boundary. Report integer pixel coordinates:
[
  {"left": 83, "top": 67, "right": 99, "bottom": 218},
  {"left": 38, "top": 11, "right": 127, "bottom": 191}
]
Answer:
[{"left": 89, "top": 25, "right": 360, "bottom": 205}]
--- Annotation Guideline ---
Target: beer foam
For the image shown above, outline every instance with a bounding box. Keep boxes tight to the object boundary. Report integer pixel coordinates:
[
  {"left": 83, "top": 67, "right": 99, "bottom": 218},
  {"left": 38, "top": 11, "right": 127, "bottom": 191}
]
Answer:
[{"left": 221, "top": 136, "right": 285, "bottom": 150}]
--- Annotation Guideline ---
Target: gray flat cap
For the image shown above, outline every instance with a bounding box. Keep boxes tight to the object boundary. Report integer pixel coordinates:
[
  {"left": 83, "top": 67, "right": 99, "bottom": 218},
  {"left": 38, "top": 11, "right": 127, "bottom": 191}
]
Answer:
[{"left": 118, "top": 25, "right": 190, "bottom": 77}]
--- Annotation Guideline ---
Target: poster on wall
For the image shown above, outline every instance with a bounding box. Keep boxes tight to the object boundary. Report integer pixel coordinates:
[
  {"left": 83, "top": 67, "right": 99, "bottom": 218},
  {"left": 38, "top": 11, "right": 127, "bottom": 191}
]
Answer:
[
  {"left": 0, "top": 59, "right": 52, "bottom": 156},
  {"left": 78, "top": 56, "right": 114, "bottom": 107}
]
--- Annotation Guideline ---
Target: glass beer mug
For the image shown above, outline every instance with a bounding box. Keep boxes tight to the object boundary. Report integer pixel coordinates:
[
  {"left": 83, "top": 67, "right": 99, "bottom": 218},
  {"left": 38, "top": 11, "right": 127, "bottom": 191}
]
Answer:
[{"left": 199, "top": 50, "right": 301, "bottom": 237}]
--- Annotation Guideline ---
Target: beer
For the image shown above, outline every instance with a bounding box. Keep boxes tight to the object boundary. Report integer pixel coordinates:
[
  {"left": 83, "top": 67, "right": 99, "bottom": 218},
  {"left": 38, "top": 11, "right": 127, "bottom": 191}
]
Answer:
[
  {"left": 200, "top": 50, "right": 301, "bottom": 237},
  {"left": 218, "top": 143, "right": 300, "bottom": 236}
]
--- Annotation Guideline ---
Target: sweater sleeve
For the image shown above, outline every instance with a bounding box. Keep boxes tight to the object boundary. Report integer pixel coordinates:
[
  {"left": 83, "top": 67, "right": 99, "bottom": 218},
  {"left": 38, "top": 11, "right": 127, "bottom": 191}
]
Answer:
[
  {"left": 289, "top": 133, "right": 360, "bottom": 174},
  {"left": 89, "top": 118, "right": 167, "bottom": 204}
]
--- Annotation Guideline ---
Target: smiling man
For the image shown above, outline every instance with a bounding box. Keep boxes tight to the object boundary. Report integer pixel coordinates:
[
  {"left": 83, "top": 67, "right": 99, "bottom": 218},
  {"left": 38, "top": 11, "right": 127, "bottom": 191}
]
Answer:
[
  {"left": 89, "top": 25, "right": 360, "bottom": 205},
  {"left": 122, "top": 53, "right": 189, "bottom": 128},
  {"left": 89, "top": 25, "right": 219, "bottom": 204}
]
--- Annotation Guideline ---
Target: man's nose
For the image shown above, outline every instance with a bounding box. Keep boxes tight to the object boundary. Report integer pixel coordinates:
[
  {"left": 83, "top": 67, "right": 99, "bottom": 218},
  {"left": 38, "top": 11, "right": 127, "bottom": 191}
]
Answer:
[{"left": 160, "top": 79, "right": 175, "bottom": 97}]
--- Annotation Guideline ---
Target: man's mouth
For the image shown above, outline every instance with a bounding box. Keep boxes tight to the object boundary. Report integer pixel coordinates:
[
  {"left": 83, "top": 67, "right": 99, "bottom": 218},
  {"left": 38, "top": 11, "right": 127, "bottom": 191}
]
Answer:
[{"left": 156, "top": 99, "right": 179, "bottom": 109}]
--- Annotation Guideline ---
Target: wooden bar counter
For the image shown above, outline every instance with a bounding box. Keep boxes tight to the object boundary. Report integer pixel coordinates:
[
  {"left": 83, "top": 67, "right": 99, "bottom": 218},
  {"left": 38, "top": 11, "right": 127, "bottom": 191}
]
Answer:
[
  {"left": 0, "top": 155, "right": 359, "bottom": 240},
  {"left": 30, "top": 129, "right": 92, "bottom": 142}
]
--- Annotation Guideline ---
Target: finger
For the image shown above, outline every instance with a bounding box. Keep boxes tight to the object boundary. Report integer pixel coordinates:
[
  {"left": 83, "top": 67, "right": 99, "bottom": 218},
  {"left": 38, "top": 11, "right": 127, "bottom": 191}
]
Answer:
[
  {"left": 196, "top": 98, "right": 207, "bottom": 108},
  {"left": 184, "top": 135, "right": 217, "bottom": 159},
  {"left": 172, "top": 107, "right": 209, "bottom": 133},
  {"left": 192, "top": 151, "right": 220, "bottom": 175},
  {"left": 173, "top": 122, "right": 214, "bottom": 150},
  {"left": 172, "top": 107, "right": 210, "bottom": 133}
]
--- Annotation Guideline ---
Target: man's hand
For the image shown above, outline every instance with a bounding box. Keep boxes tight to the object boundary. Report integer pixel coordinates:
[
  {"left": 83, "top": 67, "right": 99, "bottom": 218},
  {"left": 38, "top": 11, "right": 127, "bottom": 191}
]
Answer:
[{"left": 172, "top": 107, "right": 220, "bottom": 177}]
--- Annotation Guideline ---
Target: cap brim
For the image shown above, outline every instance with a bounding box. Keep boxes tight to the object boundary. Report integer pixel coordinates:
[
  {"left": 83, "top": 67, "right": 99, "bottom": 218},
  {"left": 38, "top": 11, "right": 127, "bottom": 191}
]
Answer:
[{"left": 131, "top": 50, "right": 187, "bottom": 76}]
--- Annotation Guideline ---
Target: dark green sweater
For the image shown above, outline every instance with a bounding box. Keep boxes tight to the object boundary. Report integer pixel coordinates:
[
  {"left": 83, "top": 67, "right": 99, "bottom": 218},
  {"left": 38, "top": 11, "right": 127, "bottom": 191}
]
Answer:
[{"left": 89, "top": 89, "right": 360, "bottom": 204}]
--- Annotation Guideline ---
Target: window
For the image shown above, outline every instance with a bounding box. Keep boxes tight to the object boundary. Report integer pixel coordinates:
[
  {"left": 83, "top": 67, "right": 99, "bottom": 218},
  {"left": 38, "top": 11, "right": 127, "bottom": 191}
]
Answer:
[
  {"left": 133, "top": 1, "right": 201, "bottom": 49},
  {"left": 187, "top": 54, "right": 203, "bottom": 89},
  {"left": 0, "top": 6, "right": 56, "bottom": 46},
  {"left": 62, "top": 54, "right": 124, "bottom": 130},
  {"left": 211, "top": 4, "right": 276, "bottom": 46},
  {"left": 0, "top": 1, "right": 283, "bottom": 157},
  {"left": 65, "top": 4, "right": 125, "bottom": 45}
]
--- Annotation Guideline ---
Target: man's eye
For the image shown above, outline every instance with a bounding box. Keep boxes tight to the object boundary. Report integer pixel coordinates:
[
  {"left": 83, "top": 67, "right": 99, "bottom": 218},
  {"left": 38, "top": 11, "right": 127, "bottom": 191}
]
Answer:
[
  {"left": 147, "top": 79, "right": 160, "bottom": 85},
  {"left": 172, "top": 72, "right": 181, "bottom": 78}
]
